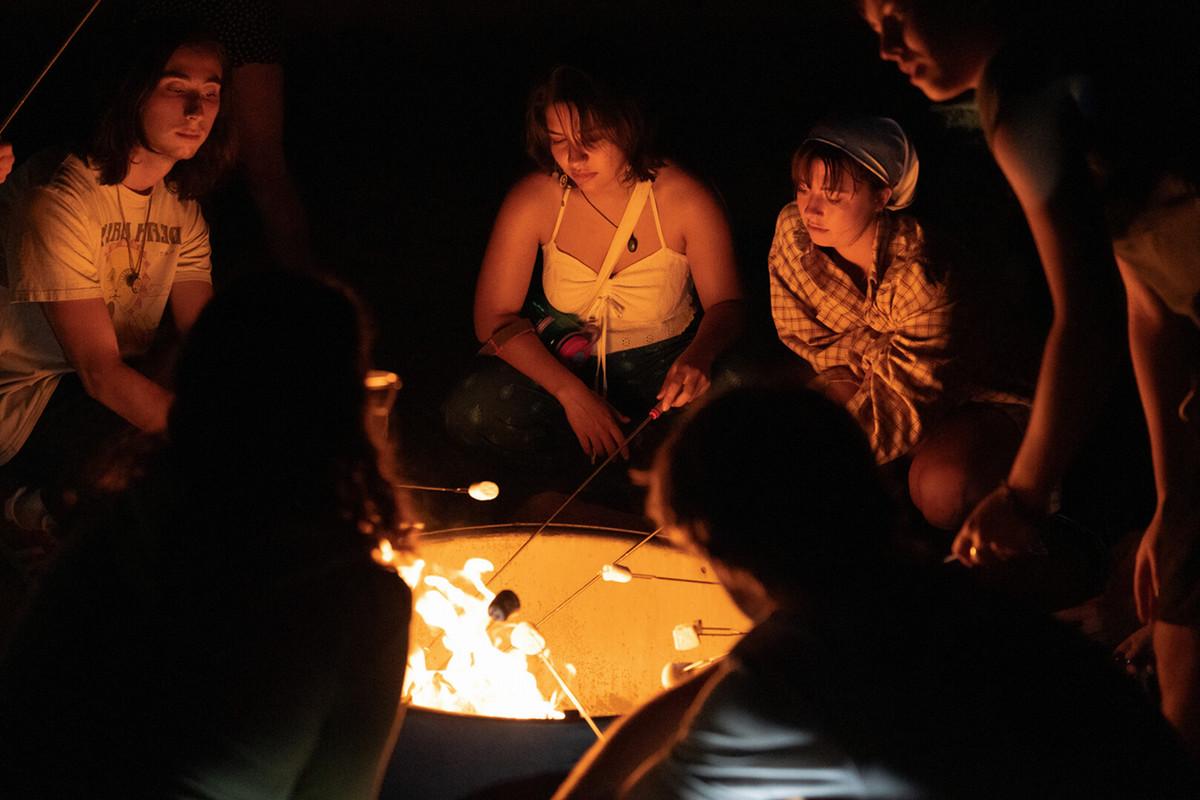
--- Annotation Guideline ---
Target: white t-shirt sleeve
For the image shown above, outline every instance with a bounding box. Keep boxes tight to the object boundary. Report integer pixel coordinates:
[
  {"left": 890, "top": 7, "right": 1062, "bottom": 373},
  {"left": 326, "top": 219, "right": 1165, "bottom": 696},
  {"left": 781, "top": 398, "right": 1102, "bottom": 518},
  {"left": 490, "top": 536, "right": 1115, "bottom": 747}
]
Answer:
[
  {"left": 173, "top": 199, "right": 211, "bottom": 284},
  {"left": 10, "top": 185, "right": 103, "bottom": 302}
]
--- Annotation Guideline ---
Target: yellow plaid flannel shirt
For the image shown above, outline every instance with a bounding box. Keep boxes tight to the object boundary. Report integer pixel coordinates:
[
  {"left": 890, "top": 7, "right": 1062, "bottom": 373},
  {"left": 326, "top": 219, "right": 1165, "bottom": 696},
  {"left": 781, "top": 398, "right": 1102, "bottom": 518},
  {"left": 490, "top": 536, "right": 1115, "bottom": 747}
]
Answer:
[{"left": 769, "top": 203, "right": 953, "bottom": 463}]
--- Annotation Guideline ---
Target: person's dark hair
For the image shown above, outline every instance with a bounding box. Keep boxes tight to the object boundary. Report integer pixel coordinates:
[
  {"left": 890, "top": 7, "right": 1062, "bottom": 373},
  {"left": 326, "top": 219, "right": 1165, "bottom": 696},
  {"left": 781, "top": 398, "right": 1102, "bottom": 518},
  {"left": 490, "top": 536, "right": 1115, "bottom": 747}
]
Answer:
[
  {"left": 650, "top": 383, "right": 896, "bottom": 602},
  {"left": 169, "top": 271, "right": 411, "bottom": 552},
  {"left": 525, "top": 65, "right": 663, "bottom": 183},
  {"left": 791, "top": 140, "right": 887, "bottom": 197},
  {"left": 83, "top": 23, "right": 234, "bottom": 200}
]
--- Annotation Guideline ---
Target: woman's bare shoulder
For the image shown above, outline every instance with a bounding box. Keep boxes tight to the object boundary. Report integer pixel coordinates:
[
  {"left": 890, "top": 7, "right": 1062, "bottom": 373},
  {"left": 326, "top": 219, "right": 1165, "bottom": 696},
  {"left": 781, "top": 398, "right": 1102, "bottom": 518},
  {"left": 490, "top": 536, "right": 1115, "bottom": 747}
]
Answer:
[
  {"left": 652, "top": 162, "right": 725, "bottom": 222},
  {"left": 493, "top": 171, "right": 566, "bottom": 241},
  {"left": 505, "top": 170, "right": 564, "bottom": 208},
  {"left": 652, "top": 162, "right": 710, "bottom": 198}
]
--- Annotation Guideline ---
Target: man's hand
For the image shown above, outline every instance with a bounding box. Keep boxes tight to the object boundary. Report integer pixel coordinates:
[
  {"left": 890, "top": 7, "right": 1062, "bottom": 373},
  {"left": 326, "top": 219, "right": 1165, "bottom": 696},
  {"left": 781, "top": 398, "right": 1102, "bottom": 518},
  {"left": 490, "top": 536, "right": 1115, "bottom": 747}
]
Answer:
[{"left": 953, "top": 485, "right": 1043, "bottom": 565}]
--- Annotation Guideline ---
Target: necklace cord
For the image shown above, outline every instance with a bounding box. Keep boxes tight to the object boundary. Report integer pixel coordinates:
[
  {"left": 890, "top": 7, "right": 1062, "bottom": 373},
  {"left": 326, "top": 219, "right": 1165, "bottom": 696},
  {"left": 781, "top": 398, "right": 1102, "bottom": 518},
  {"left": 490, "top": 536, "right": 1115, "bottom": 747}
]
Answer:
[
  {"left": 576, "top": 184, "right": 639, "bottom": 254},
  {"left": 115, "top": 185, "right": 154, "bottom": 285}
]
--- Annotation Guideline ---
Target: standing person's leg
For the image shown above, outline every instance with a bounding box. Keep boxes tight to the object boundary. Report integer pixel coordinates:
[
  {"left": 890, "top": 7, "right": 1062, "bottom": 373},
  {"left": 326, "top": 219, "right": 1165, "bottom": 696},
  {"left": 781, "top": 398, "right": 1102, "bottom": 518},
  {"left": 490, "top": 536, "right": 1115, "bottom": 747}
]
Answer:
[
  {"left": 1155, "top": 622, "right": 1200, "bottom": 760},
  {"left": 1155, "top": 432, "right": 1200, "bottom": 759}
]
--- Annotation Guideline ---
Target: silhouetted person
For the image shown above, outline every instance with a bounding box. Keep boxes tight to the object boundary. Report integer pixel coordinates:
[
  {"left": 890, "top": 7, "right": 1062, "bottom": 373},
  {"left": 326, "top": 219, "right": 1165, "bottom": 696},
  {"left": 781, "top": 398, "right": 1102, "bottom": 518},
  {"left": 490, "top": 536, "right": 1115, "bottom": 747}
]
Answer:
[
  {"left": 556, "top": 384, "right": 1196, "bottom": 798},
  {"left": 860, "top": 0, "right": 1200, "bottom": 755},
  {"left": 0, "top": 271, "right": 413, "bottom": 798}
]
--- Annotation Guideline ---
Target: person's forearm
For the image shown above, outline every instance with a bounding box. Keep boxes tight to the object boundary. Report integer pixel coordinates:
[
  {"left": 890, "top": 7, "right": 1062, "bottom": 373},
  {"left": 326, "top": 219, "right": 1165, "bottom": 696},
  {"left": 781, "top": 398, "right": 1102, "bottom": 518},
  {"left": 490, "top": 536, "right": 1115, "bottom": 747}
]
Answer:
[
  {"left": 1128, "top": 302, "right": 1200, "bottom": 520},
  {"left": 677, "top": 299, "right": 744, "bottom": 371},
  {"left": 77, "top": 361, "right": 172, "bottom": 432},
  {"left": 487, "top": 324, "right": 589, "bottom": 403},
  {"left": 1006, "top": 317, "right": 1122, "bottom": 509}
]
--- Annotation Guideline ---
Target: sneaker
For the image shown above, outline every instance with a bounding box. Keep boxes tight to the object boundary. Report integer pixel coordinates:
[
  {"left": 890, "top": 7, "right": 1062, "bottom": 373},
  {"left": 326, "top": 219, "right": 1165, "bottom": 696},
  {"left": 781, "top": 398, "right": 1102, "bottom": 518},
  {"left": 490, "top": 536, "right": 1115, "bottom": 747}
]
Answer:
[{"left": 3, "top": 486, "right": 56, "bottom": 534}]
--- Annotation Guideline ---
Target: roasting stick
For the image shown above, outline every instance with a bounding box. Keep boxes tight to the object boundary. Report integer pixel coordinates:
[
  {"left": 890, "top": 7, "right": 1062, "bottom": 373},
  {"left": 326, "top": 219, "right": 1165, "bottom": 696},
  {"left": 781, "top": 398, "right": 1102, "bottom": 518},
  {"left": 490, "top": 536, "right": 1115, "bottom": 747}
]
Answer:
[
  {"left": 535, "top": 526, "right": 664, "bottom": 627},
  {"left": 511, "top": 621, "right": 607, "bottom": 740},
  {"left": 540, "top": 653, "right": 605, "bottom": 740},
  {"left": 394, "top": 481, "right": 500, "bottom": 501},
  {"left": 486, "top": 407, "right": 663, "bottom": 587},
  {"left": 0, "top": 0, "right": 104, "bottom": 138}
]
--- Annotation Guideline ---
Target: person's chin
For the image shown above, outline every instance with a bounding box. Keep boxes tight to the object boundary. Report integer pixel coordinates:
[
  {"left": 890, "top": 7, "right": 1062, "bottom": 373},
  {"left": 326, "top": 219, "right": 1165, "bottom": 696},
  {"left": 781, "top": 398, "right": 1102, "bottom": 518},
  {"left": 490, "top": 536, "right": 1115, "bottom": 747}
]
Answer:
[
  {"left": 912, "top": 72, "right": 975, "bottom": 103},
  {"left": 806, "top": 227, "right": 833, "bottom": 247}
]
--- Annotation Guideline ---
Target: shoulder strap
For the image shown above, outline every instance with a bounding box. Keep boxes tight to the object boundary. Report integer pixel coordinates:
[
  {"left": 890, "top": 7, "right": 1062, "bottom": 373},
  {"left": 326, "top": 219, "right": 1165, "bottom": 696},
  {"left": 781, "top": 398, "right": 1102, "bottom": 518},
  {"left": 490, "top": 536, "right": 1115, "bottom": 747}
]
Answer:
[
  {"left": 548, "top": 185, "right": 571, "bottom": 243},
  {"left": 647, "top": 182, "right": 667, "bottom": 248}
]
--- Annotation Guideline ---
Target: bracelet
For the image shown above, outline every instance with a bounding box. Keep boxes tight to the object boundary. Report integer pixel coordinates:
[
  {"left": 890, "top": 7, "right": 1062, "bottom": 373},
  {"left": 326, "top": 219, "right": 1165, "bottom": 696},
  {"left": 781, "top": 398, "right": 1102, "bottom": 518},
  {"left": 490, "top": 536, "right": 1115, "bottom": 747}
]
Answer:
[{"left": 478, "top": 318, "right": 534, "bottom": 356}]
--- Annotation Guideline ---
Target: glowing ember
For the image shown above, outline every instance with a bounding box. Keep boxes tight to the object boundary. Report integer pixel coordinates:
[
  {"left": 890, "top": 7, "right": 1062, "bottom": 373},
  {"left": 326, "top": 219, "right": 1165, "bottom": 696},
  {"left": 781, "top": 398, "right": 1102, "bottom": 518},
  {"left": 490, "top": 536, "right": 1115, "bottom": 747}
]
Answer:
[{"left": 394, "top": 555, "right": 565, "bottom": 719}]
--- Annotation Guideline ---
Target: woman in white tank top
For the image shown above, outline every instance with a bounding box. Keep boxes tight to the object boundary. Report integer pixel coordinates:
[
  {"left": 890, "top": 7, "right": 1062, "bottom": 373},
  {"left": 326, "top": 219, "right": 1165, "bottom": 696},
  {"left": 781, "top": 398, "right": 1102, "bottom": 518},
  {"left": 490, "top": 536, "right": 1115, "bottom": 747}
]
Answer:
[{"left": 446, "top": 66, "right": 744, "bottom": 465}]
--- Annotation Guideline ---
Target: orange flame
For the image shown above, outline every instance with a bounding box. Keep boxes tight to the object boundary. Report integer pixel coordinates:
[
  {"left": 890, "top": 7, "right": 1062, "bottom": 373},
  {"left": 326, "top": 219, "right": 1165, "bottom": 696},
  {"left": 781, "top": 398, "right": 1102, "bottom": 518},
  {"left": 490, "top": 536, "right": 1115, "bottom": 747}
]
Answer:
[{"left": 390, "top": 552, "right": 565, "bottom": 719}]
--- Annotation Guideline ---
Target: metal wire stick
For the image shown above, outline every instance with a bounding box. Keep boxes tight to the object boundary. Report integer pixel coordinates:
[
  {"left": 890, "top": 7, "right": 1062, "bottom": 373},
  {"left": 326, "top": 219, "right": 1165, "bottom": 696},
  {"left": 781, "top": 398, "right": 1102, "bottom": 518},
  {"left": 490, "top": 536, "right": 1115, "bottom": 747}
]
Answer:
[
  {"left": 487, "top": 409, "right": 661, "bottom": 586},
  {"left": 0, "top": 0, "right": 105, "bottom": 138},
  {"left": 536, "top": 526, "right": 664, "bottom": 627},
  {"left": 540, "top": 652, "right": 604, "bottom": 740}
]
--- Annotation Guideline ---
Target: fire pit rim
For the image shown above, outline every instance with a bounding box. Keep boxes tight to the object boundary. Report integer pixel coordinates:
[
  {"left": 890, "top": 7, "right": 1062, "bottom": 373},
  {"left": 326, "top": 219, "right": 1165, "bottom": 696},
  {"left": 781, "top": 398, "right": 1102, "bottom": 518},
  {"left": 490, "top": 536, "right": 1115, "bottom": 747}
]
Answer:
[{"left": 417, "top": 522, "right": 657, "bottom": 540}]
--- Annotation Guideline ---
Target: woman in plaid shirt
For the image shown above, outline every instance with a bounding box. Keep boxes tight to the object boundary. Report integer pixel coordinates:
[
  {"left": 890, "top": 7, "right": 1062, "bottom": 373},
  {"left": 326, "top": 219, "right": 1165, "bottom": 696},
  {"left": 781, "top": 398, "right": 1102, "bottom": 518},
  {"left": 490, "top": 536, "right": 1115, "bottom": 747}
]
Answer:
[{"left": 770, "top": 116, "right": 1027, "bottom": 531}]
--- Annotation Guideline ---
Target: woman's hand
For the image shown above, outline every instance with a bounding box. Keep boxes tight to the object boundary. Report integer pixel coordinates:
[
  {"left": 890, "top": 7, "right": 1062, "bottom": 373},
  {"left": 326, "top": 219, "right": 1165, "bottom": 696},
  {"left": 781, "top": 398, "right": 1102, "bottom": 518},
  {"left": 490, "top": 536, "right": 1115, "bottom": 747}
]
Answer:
[
  {"left": 952, "top": 485, "right": 1043, "bottom": 565},
  {"left": 656, "top": 353, "right": 712, "bottom": 412},
  {"left": 556, "top": 382, "right": 631, "bottom": 459}
]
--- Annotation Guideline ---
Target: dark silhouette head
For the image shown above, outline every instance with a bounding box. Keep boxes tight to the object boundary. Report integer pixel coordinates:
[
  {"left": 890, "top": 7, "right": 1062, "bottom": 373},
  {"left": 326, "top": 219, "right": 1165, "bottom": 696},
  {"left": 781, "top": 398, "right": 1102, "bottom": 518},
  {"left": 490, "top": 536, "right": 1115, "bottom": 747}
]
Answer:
[
  {"left": 170, "top": 271, "right": 405, "bottom": 540},
  {"left": 649, "top": 383, "right": 896, "bottom": 607}
]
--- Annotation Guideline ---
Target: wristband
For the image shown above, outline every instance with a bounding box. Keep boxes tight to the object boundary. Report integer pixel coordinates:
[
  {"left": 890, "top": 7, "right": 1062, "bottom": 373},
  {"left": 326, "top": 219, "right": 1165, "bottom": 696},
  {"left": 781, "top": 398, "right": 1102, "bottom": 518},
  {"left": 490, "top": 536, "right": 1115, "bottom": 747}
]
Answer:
[{"left": 479, "top": 318, "right": 534, "bottom": 356}]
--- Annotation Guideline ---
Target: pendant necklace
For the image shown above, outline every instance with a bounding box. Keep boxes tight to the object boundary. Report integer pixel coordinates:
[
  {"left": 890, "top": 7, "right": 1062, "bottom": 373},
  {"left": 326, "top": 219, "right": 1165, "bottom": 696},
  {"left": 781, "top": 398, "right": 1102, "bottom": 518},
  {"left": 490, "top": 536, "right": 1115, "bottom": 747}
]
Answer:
[
  {"left": 576, "top": 185, "right": 638, "bottom": 253},
  {"left": 115, "top": 183, "right": 154, "bottom": 291}
]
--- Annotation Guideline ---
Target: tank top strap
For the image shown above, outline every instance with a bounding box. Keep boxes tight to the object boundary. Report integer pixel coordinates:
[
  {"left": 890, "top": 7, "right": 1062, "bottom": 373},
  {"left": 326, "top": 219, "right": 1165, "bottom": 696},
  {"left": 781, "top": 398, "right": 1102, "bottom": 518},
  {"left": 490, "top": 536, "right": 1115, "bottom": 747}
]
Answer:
[
  {"left": 647, "top": 182, "right": 667, "bottom": 249},
  {"left": 548, "top": 185, "right": 571, "bottom": 244}
]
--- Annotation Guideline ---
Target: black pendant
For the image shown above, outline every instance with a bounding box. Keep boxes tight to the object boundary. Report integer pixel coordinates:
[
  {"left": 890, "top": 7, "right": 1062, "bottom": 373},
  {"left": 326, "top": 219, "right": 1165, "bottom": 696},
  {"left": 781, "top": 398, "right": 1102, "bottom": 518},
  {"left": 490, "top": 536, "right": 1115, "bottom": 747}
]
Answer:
[{"left": 627, "top": 233, "right": 638, "bottom": 253}]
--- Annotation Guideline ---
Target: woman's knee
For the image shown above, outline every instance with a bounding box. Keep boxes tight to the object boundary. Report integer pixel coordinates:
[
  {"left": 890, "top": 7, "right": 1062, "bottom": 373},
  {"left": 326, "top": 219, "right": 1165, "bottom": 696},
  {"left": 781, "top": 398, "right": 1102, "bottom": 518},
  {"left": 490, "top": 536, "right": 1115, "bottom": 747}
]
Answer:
[
  {"left": 909, "top": 406, "right": 1021, "bottom": 529},
  {"left": 443, "top": 361, "right": 562, "bottom": 451},
  {"left": 909, "top": 449, "right": 976, "bottom": 530}
]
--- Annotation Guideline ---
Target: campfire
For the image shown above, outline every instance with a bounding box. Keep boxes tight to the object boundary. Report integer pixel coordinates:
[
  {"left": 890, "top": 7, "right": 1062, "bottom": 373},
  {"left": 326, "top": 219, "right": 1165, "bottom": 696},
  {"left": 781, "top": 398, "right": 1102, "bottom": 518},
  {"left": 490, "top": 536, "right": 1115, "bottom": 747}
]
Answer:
[
  {"left": 394, "top": 554, "right": 567, "bottom": 720},
  {"left": 375, "top": 525, "right": 750, "bottom": 721}
]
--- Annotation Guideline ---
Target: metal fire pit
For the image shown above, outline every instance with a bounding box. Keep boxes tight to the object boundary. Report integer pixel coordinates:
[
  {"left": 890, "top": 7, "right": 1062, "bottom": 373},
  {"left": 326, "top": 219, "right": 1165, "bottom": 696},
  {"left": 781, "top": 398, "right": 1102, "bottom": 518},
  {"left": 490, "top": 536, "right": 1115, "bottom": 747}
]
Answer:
[{"left": 381, "top": 523, "right": 748, "bottom": 799}]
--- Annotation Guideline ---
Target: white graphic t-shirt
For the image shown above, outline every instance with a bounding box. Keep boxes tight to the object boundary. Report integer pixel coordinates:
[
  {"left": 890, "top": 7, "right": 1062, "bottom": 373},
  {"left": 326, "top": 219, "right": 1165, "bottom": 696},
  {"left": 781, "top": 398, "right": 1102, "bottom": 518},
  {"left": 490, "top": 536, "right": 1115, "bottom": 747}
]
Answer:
[{"left": 0, "top": 152, "right": 211, "bottom": 463}]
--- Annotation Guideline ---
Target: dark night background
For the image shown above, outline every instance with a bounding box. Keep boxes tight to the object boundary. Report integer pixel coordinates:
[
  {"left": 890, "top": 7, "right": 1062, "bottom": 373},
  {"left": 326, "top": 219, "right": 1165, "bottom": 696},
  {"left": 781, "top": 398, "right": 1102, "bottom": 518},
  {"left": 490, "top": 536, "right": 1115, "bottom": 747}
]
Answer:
[{"left": 0, "top": 1, "right": 1159, "bottom": 531}]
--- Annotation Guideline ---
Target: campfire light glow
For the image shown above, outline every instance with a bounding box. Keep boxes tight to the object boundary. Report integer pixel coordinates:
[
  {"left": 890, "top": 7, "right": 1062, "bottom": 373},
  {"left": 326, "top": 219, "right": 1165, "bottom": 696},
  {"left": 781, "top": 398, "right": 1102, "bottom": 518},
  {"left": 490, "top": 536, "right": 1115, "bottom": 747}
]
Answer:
[{"left": 393, "top": 554, "right": 566, "bottom": 720}]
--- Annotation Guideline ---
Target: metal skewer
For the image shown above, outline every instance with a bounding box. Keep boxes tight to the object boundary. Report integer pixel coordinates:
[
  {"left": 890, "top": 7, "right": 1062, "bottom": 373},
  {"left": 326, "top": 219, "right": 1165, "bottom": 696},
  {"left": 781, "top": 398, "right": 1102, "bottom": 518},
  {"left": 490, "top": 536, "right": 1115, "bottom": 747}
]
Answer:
[
  {"left": 395, "top": 481, "right": 500, "bottom": 501},
  {"left": 599, "top": 563, "right": 719, "bottom": 585},
  {"left": 540, "top": 652, "right": 605, "bottom": 740},
  {"left": 536, "top": 526, "right": 663, "bottom": 627},
  {"left": 510, "top": 621, "right": 605, "bottom": 739},
  {"left": 487, "top": 407, "right": 662, "bottom": 586},
  {"left": 0, "top": 0, "right": 105, "bottom": 138}
]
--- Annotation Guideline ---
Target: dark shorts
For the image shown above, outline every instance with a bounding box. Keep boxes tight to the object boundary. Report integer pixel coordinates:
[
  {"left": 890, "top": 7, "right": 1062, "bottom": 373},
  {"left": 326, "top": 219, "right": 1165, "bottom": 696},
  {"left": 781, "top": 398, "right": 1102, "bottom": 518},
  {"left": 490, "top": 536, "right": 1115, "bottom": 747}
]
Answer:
[{"left": 0, "top": 373, "right": 137, "bottom": 519}]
